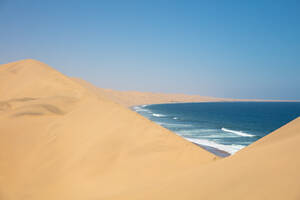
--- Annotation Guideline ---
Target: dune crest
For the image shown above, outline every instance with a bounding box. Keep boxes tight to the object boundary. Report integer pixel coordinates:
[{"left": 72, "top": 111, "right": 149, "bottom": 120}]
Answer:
[
  {"left": 0, "top": 59, "right": 216, "bottom": 199},
  {"left": 109, "top": 117, "right": 300, "bottom": 200},
  {"left": 0, "top": 59, "right": 299, "bottom": 199}
]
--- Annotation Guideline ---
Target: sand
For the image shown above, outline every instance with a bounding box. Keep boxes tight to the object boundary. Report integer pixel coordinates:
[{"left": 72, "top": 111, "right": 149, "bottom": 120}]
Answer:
[
  {"left": 0, "top": 59, "right": 299, "bottom": 200},
  {"left": 110, "top": 117, "right": 300, "bottom": 200},
  {"left": 0, "top": 59, "right": 216, "bottom": 199}
]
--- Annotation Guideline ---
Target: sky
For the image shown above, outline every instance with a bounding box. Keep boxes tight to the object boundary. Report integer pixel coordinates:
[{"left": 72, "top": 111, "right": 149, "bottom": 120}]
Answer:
[{"left": 0, "top": 0, "right": 299, "bottom": 100}]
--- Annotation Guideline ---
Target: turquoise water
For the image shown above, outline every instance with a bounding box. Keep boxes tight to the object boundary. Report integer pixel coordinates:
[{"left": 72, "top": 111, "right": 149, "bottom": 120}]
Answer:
[{"left": 132, "top": 102, "right": 300, "bottom": 156}]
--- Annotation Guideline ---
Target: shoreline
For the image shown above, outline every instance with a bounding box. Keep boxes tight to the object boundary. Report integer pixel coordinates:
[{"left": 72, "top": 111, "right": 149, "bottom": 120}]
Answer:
[
  {"left": 131, "top": 100, "right": 300, "bottom": 109},
  {"left": 1, "top": 59, "right": 300, "bottom": 199},
  {"left": 194, "top": 143, "right": 231, "bottom": 157},
  {"left": 130, "top": 103, "right": 236, "bottom": 157},
  {"left": 131, "top": 102, "right": 300, "bottom": 158}
]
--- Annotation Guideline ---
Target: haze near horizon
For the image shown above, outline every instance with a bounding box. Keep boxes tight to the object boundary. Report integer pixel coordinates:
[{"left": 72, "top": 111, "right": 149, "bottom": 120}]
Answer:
[{"left": 0, "top": 0, "right": 299, "bottom": 100}]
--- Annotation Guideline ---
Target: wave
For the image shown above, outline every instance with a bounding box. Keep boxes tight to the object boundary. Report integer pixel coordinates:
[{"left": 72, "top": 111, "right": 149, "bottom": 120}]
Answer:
[
  {"left": 221, "top": 128, "right": 255, "bottom": 137},
  {"left": 156, "top": 122, "right": 193, "bottom": 128},
  {"left": 132, "top": 106, "right": 152, "bottom": 113},
  {"left": 152, "top": 113, "right": 166, "bottom": 117},
  {"left": 173, "top": 117, "right": 178, "bottom": 120},
  {"left": 176, "top": 129, "right": 217, "bottom": 134},
  {"left": 186, "top": 138, "right": 245, "bottom": 155},
  {"left": 176, "top": 129, "right": 237, "bottom": 138}
]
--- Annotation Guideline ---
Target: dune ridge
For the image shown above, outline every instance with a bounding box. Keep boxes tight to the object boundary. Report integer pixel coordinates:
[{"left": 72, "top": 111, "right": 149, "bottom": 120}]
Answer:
[
  {"left": 0, "top": 59, "right": 299, "bottom": 200},
  {"left": 110, "top": 117, "right": 300, "bottom": 200},
  {"left": 0, "top": 59, "right": 216, "bottom": 199}
]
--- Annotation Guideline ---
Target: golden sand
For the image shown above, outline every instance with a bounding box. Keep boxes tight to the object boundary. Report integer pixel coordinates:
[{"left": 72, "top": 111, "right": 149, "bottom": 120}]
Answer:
[{"left": 0, "top": 59, "right": 299, "bottom": 199}]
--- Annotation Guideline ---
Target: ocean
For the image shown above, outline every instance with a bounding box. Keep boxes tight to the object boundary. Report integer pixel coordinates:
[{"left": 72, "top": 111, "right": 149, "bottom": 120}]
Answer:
[{"left": 132, "top": 102, "right": 300, "bottom": 156}]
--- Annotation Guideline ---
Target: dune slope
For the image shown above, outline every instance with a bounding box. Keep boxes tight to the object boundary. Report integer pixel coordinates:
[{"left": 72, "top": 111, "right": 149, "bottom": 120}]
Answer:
[
  {"left": 110, "top": 117, "right": 300, "bottom": 200},
  {"left": 0, "top": 59, "right": 217, "bottom": 199},
  {"left": 1, "top": 59, "right": 299, "bottom": 200}
]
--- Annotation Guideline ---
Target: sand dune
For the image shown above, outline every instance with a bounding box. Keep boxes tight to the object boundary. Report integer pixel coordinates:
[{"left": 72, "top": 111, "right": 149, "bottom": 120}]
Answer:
[
  {"left": 0, "top": 59, "right": 216, "bottom": 199},
  {"left": 0, "top": 59, "right": 299, "bottom": 200},
  {"left": 110, "top": 117, "right": 300, "bottom": 200}
]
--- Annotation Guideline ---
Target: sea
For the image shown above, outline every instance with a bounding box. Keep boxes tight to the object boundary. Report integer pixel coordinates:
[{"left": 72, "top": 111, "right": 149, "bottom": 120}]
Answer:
[{"left": 132, "top": 102, "right": 300, "bottom": 157}]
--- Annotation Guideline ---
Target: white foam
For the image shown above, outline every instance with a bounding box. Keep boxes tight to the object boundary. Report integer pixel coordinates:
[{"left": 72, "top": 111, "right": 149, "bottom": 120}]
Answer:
[
  {"left": 157, "top": 122, "right": 193, "bottom": 127},
  {"left": 176, "top": 129, "right": 216, "bottom": 135},
  {"left": 186, "top": 138, "right": 245, "bottom": 154},
  {"left": 177, "top": 129, "right": 217, "bottom": 133},
  {"left": 221, "top": 128, "right": 255, "bottom": 137},
  {"left": 152, "top": 113, "right": 166, "bottom": 117},
  {"left": 199, "top": 134, "right": 237, "bottom": 138},
  {"left": 132, "top": 106, "right": 152, "bottom": 113},
  {"left": 173, "top": 117, "right": 178, "bottom": 120},
  {"left": 176, "top": 129, "right": 237, "bottom": 138}
]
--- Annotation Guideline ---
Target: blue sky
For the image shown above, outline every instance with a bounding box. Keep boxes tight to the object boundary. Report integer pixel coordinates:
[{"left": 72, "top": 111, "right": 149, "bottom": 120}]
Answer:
[{"left": 0, "top": 0, "right": 299, "bottom": 100}]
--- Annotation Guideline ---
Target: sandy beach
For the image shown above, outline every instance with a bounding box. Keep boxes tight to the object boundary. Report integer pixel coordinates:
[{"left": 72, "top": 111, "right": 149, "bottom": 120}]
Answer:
[{"left": 0, "top": 59, "right": 300, "bottom": 200}]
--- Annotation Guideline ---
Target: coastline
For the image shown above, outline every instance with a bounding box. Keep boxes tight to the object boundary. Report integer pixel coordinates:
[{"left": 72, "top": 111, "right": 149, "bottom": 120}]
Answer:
[
  {"left": 130, "top": 103, "right": 234, "bottom": 157},
  {"left": 194, "top": 143, "right": 230, "bottom": 157},
  {"left": 131, "top": 100, "right": 300, "bottom": 109},
  {"left": 130, "top": 102, "right": 300, "bottom": 157},
  {"left": 1, "top": 59, "right": 300, "bottom": 199},
  {"left": 130, "top": 104, "right": 232, "bottom": 157}
]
